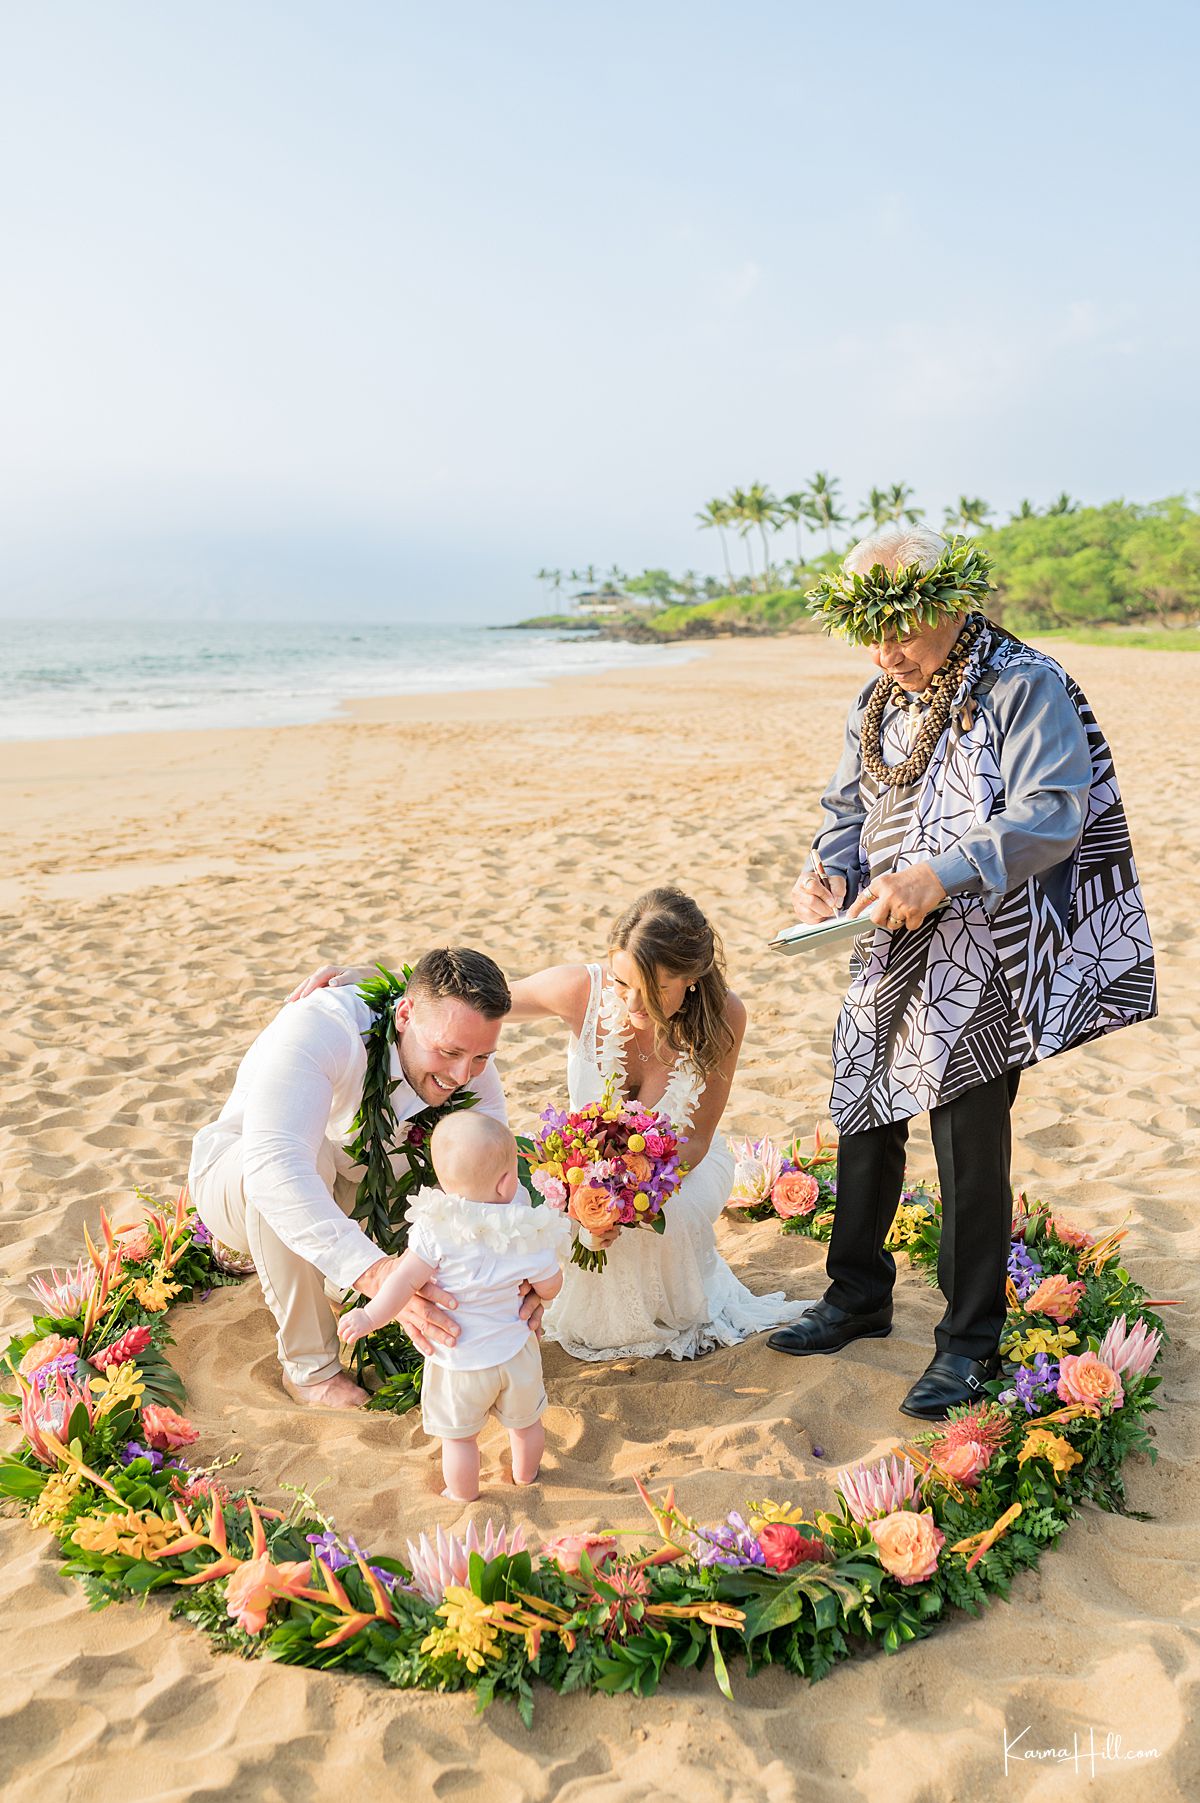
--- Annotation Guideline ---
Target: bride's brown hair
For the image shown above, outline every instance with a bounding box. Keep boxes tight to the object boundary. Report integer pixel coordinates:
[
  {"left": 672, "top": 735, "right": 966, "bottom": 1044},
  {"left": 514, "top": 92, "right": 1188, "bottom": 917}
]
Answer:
[{"left": 608, "top": 886, "right": 735, "bottom": 1076}]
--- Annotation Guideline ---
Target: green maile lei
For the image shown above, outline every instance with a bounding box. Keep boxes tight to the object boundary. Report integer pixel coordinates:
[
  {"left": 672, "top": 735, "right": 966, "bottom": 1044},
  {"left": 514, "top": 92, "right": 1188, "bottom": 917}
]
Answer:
[
  {"left": 806, "top": 539, "right": 994, "bottom": 646},
  {"left": 344, "top": 963, "right": 477, "bottom": 1408}
]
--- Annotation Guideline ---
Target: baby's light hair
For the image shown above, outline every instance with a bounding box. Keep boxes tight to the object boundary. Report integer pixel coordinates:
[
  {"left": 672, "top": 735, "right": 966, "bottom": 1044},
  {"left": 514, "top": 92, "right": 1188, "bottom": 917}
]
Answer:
[{"left": 430, "top": 1111, "right": 517, "bottom": 1199}]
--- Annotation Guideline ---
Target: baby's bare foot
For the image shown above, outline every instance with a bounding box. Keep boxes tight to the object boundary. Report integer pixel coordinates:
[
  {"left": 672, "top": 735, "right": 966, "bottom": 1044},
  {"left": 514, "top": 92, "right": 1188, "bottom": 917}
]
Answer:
[{"left": 441, "top": 1486, "right": 479, "bottom": 1503}]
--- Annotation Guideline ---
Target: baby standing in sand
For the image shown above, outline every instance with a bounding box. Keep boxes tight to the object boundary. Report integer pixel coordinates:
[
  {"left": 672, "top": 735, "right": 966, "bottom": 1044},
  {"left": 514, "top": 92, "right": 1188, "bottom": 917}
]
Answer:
[{"left": 339, "top": 1113, "right": 568, "bottom": 1501}]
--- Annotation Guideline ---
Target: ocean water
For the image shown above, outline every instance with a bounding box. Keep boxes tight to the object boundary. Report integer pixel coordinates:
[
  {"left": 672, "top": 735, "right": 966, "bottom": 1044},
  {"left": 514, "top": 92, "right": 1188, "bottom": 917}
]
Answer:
[{"left": 0, "top": 619, "right": 696, "bottom": 742}]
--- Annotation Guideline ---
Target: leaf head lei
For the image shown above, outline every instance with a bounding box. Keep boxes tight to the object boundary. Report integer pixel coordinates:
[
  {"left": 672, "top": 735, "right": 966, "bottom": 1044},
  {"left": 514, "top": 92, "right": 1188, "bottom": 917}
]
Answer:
[{"left": 806, "top": 538, "right": 994, "bottom": 647}]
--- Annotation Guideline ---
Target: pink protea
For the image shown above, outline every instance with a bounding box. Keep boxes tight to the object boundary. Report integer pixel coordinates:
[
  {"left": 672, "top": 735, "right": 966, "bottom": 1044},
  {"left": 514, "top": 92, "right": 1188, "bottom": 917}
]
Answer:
[
  {"left": 29, "top": 1261, "right": 93, "bottom": 1320},
  {"left": 17, "top": 1334, "right": 79, "bottom": 1379},
  {"left": 1096, "top": 1314, "right": 1163, "bottom": 1382},
  {"left": 141, "top": 1403, "right": 200, "bottom": 1452},
  {"left": 17, "top": 1369, "right": 96, "bottom": 1466},
  {"left": 728, "top": 1137, "right": 784, "bottom": 1209},
  {"left": 836, "top": 1453, "right": 919, "bottom": 1525},
  {"left": 91, "top": 1324, "right": 153, "bottom": 1369},
  {"left": 404, "top": 1519, "right": 528, "bottom": 1605}
]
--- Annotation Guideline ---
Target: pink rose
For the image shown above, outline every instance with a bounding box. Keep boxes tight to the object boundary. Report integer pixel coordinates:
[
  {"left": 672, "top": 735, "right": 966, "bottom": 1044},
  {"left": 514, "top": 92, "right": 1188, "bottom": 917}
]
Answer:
[
  {"left": 1057, "top": 1351, "right": 1124, "bottom": 1411},
  {"left": 643, "top": 1132, "right": 667, "bottom": 1159},
  {"left": 532, "top": 1171, "right": 568, "bottom": 1209},
  {"left": 772, "top": 1171, "right": 820, "bottom": 1219},
  {"left": 868, "top": 1509, "right": 945, "bottom": 1586},
  {"left": 141, "top": 1403, "right": 201, "bottom": 1452},
  {"left": 540, "top": 1532, "right": 618, "bottom": 1575}
]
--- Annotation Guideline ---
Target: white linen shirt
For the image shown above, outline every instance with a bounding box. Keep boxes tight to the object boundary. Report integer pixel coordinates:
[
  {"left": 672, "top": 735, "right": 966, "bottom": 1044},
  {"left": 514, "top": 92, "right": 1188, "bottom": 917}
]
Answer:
[{"left": 188, "top": 987, "right": 508, "bottom": 1291}]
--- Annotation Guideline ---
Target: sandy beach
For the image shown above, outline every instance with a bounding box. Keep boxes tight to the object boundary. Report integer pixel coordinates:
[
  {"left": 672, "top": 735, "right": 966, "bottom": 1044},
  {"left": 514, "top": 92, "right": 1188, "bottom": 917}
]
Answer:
[{"left": 2, "top": 634, "right": 1196, "bottom": 1803}]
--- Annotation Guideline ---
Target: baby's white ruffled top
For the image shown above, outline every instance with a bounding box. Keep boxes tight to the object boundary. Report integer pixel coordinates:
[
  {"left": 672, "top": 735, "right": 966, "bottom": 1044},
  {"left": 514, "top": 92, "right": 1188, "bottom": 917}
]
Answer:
[{"left": 405, "top": 1186, "right": 569, "bottom": 1371}]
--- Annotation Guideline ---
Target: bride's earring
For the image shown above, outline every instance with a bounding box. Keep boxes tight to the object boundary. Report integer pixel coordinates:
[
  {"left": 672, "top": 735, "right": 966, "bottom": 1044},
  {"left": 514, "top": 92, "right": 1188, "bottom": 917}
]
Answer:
[{"left": 688, "top": 984, "right": 696, "bottom": 993}]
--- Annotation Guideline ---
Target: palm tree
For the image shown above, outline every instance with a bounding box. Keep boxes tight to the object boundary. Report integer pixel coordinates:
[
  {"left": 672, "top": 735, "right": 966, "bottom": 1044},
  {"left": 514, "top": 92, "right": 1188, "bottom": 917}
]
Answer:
[
  {"left": 728, "top": 486, "right": 758, "bottom": 585},
  {"left": 943, "top": 495, "right": 993, "bottom": 532},
  {"left": 1011, "top": 499, "right": 1040, "bottom": 520},
  {"left": 804, "top": 471, "right": 848, "bottom": 552},
  {"left": 1046, "top": 492, "right": 1080, "bottom": 516},
  {"left": 856, "top": 487, "right": 891, "bottom": 527},
  {"left": 738, "top": 482, "right": 780, "bottom": 590},
  {"left": 778, "top": 491, "right": 810, "bottom": 565},
  {"left": 884, "top": 482, "right": 924, "bottom": 524},
  {"left": 547, "top": 569, "right": 565, "bottom": 612},
  {"left": 604, "top": 562, "right": 627, "bottom": 588},
  {"left": 695, "top": 498, "right": 736, "bottom": 591}
]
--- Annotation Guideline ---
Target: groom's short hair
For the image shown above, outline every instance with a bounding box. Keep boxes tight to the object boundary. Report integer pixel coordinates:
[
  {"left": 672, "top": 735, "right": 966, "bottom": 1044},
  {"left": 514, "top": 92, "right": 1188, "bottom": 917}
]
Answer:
[{"left": 407, "top": 947, "right": 511, "bottom": 1020}]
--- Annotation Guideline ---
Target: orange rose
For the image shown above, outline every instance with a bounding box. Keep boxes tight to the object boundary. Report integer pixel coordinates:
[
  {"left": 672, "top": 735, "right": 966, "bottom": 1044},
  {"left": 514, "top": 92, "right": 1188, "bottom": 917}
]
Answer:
[
  {"left": 225, "top": 1555, "right": 313, "bottom": 1634},
  {"left": 1023, "top": 1274, "right": 1086, "bottom": 1323},
  {"left": 623, "top": 1153, "right": 652, "bottom": 1184},
  {"left": 18, "top": 1333, "right": 79, "bottom": 1377},
  {"left": 868, "top": 1509, "right": 944, "bottom": 1585},
  {"left": 569, "top": 1184, "right": 618, "bottom": 1235},
  {"left": 1056, "top": 1351, "right": 1124, "bottom": 1411},
  {"left": 772, "top": 1172, "right": 820, "bottom": 1219}
]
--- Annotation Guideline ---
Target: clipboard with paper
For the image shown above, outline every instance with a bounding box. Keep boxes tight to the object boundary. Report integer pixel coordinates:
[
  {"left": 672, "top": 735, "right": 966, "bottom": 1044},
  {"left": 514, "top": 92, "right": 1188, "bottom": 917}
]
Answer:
[{"left": 769, "top": 903, "right": 949, "bottom": 955}]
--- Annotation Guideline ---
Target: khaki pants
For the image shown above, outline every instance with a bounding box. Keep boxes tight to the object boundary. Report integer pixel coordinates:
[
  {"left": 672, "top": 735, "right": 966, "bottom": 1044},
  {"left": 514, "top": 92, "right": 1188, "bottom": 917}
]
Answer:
[{"left": 191, "top": 1138, "right": 357, "bottom": 1385}]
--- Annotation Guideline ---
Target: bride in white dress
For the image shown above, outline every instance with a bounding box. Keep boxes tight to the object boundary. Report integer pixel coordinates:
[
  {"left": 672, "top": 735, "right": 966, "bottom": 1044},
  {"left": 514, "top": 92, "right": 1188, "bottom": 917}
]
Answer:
[{"left": 508, "top": 886, "right": 811, "bottom": 1361}]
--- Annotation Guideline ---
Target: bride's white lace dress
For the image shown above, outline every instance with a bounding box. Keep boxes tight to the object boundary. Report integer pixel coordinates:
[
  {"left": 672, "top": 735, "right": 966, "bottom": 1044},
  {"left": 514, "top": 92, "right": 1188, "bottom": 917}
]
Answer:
[{"left": 544, "top": 964, "right": 811, "bottom": 1361}]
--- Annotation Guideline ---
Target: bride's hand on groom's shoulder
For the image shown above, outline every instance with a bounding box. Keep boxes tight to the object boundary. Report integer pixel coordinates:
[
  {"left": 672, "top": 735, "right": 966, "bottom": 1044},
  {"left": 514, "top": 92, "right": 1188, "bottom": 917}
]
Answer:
[{"left": 286, "top": 962, "right": 373, "bottom": 1004}]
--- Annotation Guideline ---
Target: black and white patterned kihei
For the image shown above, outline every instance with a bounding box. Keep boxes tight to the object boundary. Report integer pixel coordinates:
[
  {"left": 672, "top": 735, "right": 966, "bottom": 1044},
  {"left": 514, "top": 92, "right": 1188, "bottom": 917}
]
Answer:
[{"left": 829, "top": 620, "right": 1157, "bottom": 1131}]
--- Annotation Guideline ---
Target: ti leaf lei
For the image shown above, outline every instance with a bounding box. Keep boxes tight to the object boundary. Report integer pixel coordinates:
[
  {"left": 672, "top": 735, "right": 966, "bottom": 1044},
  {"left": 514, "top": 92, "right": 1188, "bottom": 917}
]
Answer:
[
  {"left": 346, "top": 964, "right": 477, "bottom": 1255},
  {"left": 806, "top": 538, "right": 994, "bottom": 646}
]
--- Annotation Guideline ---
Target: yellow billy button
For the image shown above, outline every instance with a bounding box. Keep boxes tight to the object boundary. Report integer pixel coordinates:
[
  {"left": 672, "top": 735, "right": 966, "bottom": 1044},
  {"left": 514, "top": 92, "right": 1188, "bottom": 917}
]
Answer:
[
  {"left": 627, "top": 1133, "right": 646, "bottom": 1153},
  {"left": 566, "top": 1168, "right": 586, "bottom": 1188},
  {"left": 633, "top": 1194, "right": 651, "bottom": 1213}
]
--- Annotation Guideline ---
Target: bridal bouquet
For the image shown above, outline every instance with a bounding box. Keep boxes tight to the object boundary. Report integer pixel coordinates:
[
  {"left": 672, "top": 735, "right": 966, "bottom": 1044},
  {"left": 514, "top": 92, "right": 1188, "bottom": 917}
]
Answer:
[{"left": 526, "top": 1077, "right": 684, "bottom": 1272}]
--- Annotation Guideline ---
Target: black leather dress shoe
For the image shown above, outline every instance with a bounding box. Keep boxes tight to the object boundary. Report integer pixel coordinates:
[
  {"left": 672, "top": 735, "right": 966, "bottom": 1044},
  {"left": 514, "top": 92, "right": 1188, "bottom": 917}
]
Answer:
[
  {"left": 899, "top": 1351, "right": 1000, "bottom": 1420},
  {"left": 767, "top": 1297, "right": 893, "bottom": 1357}
]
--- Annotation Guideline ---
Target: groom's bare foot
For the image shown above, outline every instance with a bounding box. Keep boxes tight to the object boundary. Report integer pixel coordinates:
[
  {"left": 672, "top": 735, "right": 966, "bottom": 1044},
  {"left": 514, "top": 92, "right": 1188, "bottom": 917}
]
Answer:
[{"left": 282, "top": 1370, "right": 369, "bottom": 1409}]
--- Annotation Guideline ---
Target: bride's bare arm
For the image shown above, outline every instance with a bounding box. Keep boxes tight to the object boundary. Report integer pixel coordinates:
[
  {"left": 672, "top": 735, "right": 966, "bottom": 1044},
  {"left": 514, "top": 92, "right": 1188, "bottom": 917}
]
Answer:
[
  {"left": 506, "top": 963, "right": 592, "bottom": 1031},
  {"left": 675, "top": 993, "right": 748, "bottom": 1169}
]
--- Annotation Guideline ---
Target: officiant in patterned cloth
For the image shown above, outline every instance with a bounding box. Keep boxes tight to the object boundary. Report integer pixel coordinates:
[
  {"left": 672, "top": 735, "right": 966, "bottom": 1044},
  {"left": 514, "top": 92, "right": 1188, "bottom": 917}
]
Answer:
[{"left": 769, "top": 523, "right": 1157, "bottom": 1418}]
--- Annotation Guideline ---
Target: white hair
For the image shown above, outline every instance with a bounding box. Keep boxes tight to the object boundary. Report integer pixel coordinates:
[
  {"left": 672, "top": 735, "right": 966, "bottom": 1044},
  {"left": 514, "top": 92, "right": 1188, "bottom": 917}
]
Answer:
[{"left": 843, "top": 521, "right": 947, "bottom": 578}]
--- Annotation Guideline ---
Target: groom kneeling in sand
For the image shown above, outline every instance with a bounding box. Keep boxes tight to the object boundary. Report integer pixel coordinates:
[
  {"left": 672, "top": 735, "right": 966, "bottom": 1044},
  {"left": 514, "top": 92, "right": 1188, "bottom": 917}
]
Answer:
[{"left": 188, "top": 947, "right": 531, "bottom": 1408}]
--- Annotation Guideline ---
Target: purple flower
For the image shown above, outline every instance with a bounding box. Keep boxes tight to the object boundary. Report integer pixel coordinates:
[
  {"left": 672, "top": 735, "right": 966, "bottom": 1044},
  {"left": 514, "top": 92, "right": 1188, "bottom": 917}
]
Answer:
[
  {"left": 1007, "top": 1242, "right": 1043, "bottom": 1302},
  {"left": 305, "top": 1528, "right": 411, "bottom": 1592},
  {"left": 691, "top": 1511, "right": 766, "bottom": 1570},
  {"left": 306, "top": 1528, "right": 356, "bottom": 1571},
  {"left": 191, "top": 1219, "right": 212, "bottom": 1248},
  {"left": 999, "top": 1353, "right": 1061, "bottom": 1416},
  {"left": 121, "top": 1440, "right": 164, "bottom": 1470},
  {"left": 32, "top": 1352, "right": 79, "bottom": 1389}
]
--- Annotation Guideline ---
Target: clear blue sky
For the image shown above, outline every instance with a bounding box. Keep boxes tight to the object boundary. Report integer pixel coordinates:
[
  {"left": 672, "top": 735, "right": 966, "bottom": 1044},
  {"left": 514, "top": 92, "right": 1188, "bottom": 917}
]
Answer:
[{"left": 1, "top": 1, "right": 1196, "bottom": 620}]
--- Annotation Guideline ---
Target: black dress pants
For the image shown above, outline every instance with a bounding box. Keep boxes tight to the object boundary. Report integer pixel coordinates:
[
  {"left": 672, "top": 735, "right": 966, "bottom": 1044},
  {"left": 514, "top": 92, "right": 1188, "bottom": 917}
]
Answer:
[{"left": 824, "top": 1068, "right": 1021, "bottom": 1362}]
